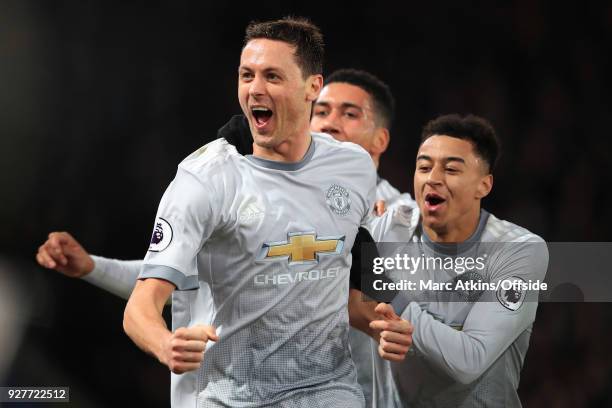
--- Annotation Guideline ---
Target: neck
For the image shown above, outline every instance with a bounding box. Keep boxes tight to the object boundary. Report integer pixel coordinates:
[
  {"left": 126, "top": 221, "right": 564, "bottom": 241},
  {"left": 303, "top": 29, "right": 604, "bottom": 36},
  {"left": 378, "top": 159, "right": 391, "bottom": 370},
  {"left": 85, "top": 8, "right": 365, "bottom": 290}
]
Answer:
[
  {"left": 424, "top": 207, "right": 481, "bottom": 243},
  {"left": 253, "top": 125, "right": 312, "bottom": 162},
  {"left": 372, "top": 154, "right": 380, "bottom": 169}
]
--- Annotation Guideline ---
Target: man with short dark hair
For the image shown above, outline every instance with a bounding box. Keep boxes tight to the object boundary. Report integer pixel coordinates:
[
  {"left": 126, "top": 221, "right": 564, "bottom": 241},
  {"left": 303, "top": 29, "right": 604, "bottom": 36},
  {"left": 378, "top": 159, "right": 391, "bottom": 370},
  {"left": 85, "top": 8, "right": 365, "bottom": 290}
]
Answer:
[
  {"left": 37, "top": 17, "right": 412, "bottom": 408},
  {"left": 365, "top": 114, "right": 548, "bottom": 407},
  {"left": 36, "top": 66, "right": 414, "bottom": 406},
  {"left": 310, "top": 68, "right": 414, "bottom": 406},
  {"left": 244, "top": 18, "right": 324, "bottom": 78},
  {"left": 312, "top": 69, "right": 412, "bottom": 209}
]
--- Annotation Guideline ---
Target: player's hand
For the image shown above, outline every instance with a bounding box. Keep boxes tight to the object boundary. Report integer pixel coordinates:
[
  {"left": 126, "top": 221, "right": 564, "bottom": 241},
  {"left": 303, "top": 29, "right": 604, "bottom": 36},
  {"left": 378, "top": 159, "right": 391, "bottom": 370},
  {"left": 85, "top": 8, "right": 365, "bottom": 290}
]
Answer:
[
  {"left": 161, "top": 325, "right": 219, "bottom": 374},
  {"left": 36, "top": 232, "right": 95, "bottom": 278},
  {"left": 369, "top": 303, "right": 413, "bottom": 362},
  {"left": 374, "top": 200, "right": 387, "bottom": 216}
]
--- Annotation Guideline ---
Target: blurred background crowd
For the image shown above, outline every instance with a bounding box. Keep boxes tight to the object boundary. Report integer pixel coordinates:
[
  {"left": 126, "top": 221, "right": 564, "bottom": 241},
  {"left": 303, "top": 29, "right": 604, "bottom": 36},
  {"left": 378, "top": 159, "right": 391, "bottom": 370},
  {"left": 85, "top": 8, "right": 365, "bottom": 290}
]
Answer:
[{"left": 1, "top": 1, "right": 611, "bottom": 406}]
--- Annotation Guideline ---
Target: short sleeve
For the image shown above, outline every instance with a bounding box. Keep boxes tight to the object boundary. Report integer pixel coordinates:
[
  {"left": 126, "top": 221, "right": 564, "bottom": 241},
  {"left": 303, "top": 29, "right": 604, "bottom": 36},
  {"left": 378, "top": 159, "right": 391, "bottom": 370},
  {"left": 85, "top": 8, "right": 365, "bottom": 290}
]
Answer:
[
  {"left": 139, "top": 167, "right": 220, "bottom": 290},
  {"left": 360, "top": 161, "right": 378, "bottom": 228}
]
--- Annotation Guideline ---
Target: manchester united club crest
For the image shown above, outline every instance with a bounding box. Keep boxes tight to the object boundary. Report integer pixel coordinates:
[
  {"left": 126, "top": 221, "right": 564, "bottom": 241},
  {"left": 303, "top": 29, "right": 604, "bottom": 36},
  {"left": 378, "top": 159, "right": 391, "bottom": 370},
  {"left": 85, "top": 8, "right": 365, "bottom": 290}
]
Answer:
[{"left": 326, "top": 184, "right": 351, "bottom": 216}]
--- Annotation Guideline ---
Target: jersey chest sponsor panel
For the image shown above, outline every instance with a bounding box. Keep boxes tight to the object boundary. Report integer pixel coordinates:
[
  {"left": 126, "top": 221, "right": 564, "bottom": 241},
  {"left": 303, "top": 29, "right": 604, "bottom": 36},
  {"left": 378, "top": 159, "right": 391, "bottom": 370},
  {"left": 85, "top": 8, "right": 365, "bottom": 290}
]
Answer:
[
  {"left": 143, "top": 135, "right": 375, "bottom": 407},
  {"left": 197, "top": 162, "right": 366, "bottom": 353}
]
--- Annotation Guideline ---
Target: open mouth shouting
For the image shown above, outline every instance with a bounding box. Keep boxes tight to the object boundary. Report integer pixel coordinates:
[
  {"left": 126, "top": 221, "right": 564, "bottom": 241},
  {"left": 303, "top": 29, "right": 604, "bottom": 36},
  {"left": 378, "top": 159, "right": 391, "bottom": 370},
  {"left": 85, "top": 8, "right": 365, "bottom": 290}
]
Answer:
[
  {"left": 251, "top": 106, "right": 274, "bottom": 131},
  {"left": 424, "top": 192, "right": 447, "bottom": 212}
]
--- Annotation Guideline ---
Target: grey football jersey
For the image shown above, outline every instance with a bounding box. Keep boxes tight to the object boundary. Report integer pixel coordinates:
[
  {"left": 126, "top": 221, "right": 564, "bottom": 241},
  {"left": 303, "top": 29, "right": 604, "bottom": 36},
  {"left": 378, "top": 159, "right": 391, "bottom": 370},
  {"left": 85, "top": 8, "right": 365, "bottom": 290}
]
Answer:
[
  {"left": 375, "top": 177, "right": 415, "bottom": 211},
  {"left": 368, "top": 206, "right": 548, "bottom": 408},
  {"left": 139, "top": 133, "right": 376, "bottom": 408}
]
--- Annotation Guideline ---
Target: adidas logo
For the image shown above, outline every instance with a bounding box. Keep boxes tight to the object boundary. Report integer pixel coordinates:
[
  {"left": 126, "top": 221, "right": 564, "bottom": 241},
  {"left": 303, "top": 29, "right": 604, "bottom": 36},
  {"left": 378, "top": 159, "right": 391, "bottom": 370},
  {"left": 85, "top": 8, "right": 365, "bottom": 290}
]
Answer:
[{"left": 239, "top": 201, "right": 265, "bottom": 224}]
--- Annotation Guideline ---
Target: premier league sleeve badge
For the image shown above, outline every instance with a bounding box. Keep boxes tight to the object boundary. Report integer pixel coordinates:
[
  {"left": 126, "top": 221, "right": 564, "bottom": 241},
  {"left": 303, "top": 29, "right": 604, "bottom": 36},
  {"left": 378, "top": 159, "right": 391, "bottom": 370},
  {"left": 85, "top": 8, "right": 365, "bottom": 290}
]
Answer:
[
  {"left": 496, "top": 276, "right": 527, "bottom": 311},
  {"left": 148, "top": 217, "right": 173, "bottom": 252}
]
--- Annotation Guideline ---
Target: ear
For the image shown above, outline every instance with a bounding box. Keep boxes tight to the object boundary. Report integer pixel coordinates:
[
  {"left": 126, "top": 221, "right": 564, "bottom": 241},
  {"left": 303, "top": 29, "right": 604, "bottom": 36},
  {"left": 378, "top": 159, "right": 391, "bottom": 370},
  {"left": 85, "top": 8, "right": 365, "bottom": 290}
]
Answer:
[
  {"left": 371, "top": 127, "right": 390, "bottom": 156},
  {"left": 305, "top": 74, "right": 323, "bottom": 102},
  {"left": 476, "top": 174, "right": 493, "bottom": 199}
]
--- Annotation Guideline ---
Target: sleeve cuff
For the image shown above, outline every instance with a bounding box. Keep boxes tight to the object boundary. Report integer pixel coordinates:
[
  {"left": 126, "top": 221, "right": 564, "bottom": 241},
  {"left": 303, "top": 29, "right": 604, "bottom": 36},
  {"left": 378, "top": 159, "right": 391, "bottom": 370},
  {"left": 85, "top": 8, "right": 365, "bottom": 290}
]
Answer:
[
  {"left": 139, "top": 264, "right": 199, "bottom": 291},
  {"left": 391, "top": 292, "right": 411, "bottom": 316},
  {"left": 83, "top": 255, "right": 106, "bottom": 281}
]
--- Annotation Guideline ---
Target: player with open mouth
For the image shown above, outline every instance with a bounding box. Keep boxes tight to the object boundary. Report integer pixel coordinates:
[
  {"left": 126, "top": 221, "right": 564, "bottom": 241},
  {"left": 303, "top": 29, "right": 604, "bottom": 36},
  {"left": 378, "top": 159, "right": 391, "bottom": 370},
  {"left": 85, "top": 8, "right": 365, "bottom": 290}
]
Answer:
[
  {"left": 251, "top": 106, "right": 273, "bottom": 130},
  {"left": 424, "top": 192, "right": 446, "bottom": 212}
]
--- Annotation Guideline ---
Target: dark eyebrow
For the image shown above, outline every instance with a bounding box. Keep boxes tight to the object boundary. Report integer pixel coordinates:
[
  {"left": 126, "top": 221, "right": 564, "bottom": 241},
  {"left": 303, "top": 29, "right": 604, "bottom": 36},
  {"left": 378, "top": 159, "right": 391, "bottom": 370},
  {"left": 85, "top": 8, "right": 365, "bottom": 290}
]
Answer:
[
  {"left": 263, "top": 67, "right": 283, "bottom": 74},
  {"left": 416, "top": 155, "right": 466, "bottom": 165},
  {"left": 340, "top": 102, "right": 363, "bottom": 111},
  {"left": 238, "top": 66, "right": 253, "bottom": 75},
  {"left": 444, "top": 157, "right": 466, "bottom": 165},
  {"left": 313, "top": 101, "right": 363, "bottom": 111},
  {"left": 238, "top": 66, "right": 284, "bottom": 73}
]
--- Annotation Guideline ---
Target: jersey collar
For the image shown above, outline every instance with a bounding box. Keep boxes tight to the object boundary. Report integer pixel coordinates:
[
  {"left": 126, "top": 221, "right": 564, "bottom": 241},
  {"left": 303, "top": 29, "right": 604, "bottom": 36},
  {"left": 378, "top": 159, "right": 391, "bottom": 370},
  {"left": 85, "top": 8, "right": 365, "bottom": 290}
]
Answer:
[
  {"left": 246, "top": 136, "right": 315, "bottom": 171},
  {"left": 421, "top": 209, "right": 490, "bottom": 255}
]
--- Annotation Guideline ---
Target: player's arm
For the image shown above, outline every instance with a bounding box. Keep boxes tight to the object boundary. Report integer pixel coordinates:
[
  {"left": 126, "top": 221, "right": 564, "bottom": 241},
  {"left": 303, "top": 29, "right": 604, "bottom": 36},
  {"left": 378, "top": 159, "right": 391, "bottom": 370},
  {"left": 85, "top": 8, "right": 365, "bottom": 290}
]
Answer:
[
  {"left": 348, "top": 155, "right": 413, "bottom": 360},
  {"left": 123, "top": 278, "right": 217, "bottom": 374},
  {"left": 348, "top": 227, "right": 412, "bottom": 362},
  {"left": 348, "top": 221, "right": 400, "bottom": 326},
  {"left": 217, "top": 114, "right": 253, "bottom": 155},
  {"left": 389, "top": 240, "right": 548, "bottom": 384},
  {"left": 124, "top": 161, "right": 222, "bottom": 373},
  {"left": 348, "top": 288, "right": 378, "bottom": 337},
  {"left": 83, "top": 256, "right": 142, "bottom": 299},
  {"left": 347, "top": 227, "right": 385, "bottom": 336},
  {"left": 36, "top": 231, "right": 143, "bottom": 299},
  {"left": 34, "top": 117, "right": 249, "bottom": 299}
]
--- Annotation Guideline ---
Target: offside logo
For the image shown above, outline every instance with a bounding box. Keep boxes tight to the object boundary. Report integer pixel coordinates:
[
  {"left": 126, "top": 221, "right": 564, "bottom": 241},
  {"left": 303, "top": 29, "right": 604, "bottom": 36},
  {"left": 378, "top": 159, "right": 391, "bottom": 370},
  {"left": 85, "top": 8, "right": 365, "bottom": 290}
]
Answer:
[{"left": 258, "top": 232, "right": 345, "bottom": 265}]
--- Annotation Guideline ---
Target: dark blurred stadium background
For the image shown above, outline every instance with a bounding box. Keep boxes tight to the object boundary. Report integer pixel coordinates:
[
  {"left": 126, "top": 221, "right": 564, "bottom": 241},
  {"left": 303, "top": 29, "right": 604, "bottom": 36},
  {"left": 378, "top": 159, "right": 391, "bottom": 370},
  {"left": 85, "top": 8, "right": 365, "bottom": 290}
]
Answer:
[{"left": 1, "top": 1, "right": 611, "bottom": 406}]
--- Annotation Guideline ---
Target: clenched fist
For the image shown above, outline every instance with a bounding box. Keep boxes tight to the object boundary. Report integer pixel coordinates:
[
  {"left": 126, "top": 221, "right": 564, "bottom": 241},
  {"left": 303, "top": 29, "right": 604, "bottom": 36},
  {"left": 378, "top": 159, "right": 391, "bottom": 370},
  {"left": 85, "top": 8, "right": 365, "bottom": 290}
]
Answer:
[
  {"left": 160, "top": 325, "right": 219, "bottom": 374},
  {"left": 36, "top": 232, "right": 94, "bottom": 278}
]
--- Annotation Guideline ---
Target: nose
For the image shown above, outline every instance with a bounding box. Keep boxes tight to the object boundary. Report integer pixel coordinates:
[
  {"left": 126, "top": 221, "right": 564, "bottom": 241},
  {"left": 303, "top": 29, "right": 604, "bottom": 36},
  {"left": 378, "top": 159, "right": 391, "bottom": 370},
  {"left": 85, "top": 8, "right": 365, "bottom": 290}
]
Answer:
[
  {"left": 426, "top": 165, "right": 444, "bottom": 186},
  {"left": 319, "top": 111, "right": 342, "bottom": 138},
  {"left": 249, "top": 75, "right": 266, "bottom": 98},
  {"left": 320, "top": 123, "right": 341, "bottom": 137}
]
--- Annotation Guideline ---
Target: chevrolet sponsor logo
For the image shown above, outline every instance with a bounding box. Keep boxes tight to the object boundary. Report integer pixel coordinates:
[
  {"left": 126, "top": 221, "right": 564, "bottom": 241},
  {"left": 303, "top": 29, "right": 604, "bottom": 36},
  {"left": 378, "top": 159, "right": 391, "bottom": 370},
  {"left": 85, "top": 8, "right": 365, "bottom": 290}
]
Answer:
[{"left": 258, "top": 232, "right": 345, "bottom": 265}]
